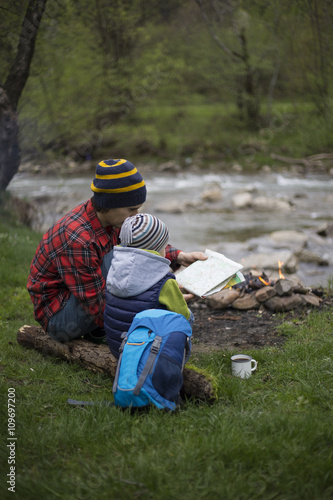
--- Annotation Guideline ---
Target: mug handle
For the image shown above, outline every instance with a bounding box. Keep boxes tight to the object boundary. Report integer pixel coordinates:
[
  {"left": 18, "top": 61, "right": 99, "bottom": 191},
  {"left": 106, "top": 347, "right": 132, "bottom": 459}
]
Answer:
[{"left": 251, "top": 359, "right": 257, "bottom": 372}]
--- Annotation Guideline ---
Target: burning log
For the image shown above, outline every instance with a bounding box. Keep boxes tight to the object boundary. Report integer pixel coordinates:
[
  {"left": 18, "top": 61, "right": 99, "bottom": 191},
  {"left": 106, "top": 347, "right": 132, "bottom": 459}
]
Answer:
[{"left": 16, "top": 325, "right": 217, "bottom": 403}]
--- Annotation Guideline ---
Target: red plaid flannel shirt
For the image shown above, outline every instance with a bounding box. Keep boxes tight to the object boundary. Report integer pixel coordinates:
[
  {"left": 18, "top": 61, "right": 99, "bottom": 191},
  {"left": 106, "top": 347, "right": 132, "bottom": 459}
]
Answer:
[{"left": 27, "top": 199, "right": 180, "bottom": 331}]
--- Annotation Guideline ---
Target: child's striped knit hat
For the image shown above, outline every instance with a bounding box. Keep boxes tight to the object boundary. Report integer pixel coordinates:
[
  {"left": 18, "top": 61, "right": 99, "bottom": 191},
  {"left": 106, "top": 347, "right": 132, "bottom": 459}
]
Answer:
[
  {"left": 119, "top": 213, "right": 169, "bottom": 253},
  {"left": 91, "top": 159, "right": 147, "bottom": 209}
]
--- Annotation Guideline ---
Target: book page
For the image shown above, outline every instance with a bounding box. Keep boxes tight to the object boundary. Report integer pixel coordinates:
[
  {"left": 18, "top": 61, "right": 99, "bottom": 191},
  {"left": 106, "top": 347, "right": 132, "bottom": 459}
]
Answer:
[{"left": 176, "top": 249, "right": 244, "bottom": 298}]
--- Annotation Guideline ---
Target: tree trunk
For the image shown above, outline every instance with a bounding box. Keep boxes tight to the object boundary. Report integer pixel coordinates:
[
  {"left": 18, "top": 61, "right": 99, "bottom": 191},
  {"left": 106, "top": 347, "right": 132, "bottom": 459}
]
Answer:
[
  {"left": 195, "top": 0, "right": 261, "bottom": 130},
  {"left": 0, "top": 0, "right": 47, "bottom": 192},
  {"left": 17, "top": 325, "right": 217, "bottom": 403},
  {"left": 0, "top": 90, "right": 20, "bottom": 190},
  {"left": 239, "top": 29, "right": 260, "bottom": 130}
]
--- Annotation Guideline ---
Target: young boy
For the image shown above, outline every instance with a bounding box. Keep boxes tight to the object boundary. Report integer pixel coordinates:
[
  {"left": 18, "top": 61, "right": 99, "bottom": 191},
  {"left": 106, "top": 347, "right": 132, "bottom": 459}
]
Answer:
[{"left": 104, "top": 213, "right": 194, "bottom": 358}]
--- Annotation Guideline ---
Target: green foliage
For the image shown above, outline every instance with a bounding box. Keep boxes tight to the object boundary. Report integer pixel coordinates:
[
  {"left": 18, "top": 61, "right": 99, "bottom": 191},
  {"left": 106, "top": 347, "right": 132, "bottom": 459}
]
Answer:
[
  {"left": 1, "top": 203, "right": 333, "bottom": 499},
  {"left": 0, "top": 0, "right": 30, "bottom": 81},
  {"left": 1, "top": 0, "right": 331, "bottom": 165}
]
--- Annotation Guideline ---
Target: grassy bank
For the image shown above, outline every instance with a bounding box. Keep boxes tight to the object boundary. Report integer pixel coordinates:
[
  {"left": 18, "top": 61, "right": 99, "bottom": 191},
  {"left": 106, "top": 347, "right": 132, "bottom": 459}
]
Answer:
[
  {"left": 1, "top": 202, "right": 333, "bottom": 499},
  {"left": 118, "top": 100, "right": 333, "bottom": 164},
  {"left": 22, "top": 99, "right": 333, "bottom": 171}
]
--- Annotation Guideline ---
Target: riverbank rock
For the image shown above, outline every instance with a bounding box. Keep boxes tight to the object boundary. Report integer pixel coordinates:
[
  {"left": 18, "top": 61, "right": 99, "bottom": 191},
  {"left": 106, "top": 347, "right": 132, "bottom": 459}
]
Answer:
[
  {"left": 155, "top": 200, "right": 186, "bottom": 213},
  {"left": 251, "top": 196, "right": 292, "bottom": 211},
  {"left": 242, "top": 250, "right": 298, "bottom": 274},
  {"left": 297, "top": 249, "right": 329, "bottom": 266},
  {"left": 155, "top": 199, "right": 202, "bottom": 213},
  {"left": 317, "top": 222, "right": 333, "bottom": 238},
  {"left": 231, "top": 192, "right": 253, "bottom": 209},
  {"left": 200, "top": 183, "right": 222, "bottom": 203},
  {"left": 270, "top": 230, "right": 308, "bottom": 250},
  {"left": 19, "top": 159, "right": 94, "bottom": 175},
  {"left": 231, "top": 192, "right": 293, "bottom": 211},
  {"left": 158, "top": 160, "right": 181, "bottom": 173}
]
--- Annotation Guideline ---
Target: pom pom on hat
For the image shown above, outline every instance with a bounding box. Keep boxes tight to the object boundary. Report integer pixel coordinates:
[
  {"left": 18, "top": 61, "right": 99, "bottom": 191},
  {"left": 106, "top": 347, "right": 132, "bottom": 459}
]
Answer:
[
  {"left": 91, "top": 159, "right": 147, "bottom": 209},
  {"left": 120, "top": 213, "right": 169, "bottom": 253}
]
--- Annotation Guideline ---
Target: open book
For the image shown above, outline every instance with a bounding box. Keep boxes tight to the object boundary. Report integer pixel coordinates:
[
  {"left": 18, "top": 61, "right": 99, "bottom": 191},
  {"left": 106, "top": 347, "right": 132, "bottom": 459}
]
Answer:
[{"left": 176, "top": 249, "right": 245, "bottom": 298}]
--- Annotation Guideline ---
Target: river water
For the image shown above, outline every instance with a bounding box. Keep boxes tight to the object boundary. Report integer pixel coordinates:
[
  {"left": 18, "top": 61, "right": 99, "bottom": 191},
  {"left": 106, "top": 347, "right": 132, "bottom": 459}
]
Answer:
[{"left": 8, "top": 169, "right": 333, "bottom": 286}]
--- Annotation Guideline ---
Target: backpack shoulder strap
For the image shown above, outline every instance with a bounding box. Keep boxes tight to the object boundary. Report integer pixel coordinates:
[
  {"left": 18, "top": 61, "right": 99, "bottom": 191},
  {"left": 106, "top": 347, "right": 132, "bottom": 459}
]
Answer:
[
  {"left": 112, "top": 333, "right": 128, "bottom": 393},
  {"left": 133, "top": 335, "right": 162, "bottom": 396}
]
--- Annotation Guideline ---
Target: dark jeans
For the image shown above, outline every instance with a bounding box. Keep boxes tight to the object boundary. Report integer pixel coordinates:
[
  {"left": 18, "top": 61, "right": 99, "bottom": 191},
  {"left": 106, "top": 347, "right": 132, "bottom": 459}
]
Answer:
[{"left": 47, "top": 250, "right": 113, "bottom": 342}]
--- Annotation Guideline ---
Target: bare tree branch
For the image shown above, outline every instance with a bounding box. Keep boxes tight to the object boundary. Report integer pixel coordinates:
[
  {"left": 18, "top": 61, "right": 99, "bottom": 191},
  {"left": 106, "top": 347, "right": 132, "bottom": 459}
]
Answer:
[{"left": 195, "top": 0, "right": 243, "bottom": 60}]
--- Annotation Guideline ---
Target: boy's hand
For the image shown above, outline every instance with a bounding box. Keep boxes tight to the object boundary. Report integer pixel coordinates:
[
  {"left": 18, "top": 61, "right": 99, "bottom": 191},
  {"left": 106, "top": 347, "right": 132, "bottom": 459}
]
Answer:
[
  {"left": 180, "top": 289, "right": 195, "bottom": 302},
  {"left": 176, "top": 251, "right": 207, "bottom": 268}
]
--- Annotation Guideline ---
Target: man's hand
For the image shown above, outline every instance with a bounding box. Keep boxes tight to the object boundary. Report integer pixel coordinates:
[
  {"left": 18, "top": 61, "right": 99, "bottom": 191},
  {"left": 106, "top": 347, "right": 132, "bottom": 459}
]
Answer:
[
  {"left": 178, "top": 286, "right": 195, "bottom": 302},
  {"left": 182, "top": 292, "right": 195, "bottom": 302},
  {"left": 176, "top": 251, "right": 207, "bottom": 268},
  {"left": 176, "top": 251, "right": 207, "bottom": 301}
]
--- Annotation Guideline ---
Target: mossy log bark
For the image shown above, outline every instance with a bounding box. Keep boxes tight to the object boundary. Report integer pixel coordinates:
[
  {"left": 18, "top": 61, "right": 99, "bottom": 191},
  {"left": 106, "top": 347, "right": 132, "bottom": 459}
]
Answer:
[{"left": 17, "top": 325, "right": 217, "bottom": 402}]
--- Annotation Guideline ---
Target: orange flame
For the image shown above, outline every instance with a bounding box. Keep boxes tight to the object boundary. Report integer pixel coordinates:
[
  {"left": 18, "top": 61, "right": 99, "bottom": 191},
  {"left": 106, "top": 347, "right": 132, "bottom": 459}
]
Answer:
[
  {"left": 278, "top": 260, "right": 285, "bottom": 279},
  {"left": 259, "top": 276, "right": 270, "bottom": 286}
]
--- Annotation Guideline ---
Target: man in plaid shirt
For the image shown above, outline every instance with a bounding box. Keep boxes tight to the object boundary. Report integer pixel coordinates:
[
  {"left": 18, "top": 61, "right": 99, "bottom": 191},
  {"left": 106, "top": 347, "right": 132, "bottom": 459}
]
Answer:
[{"left": 27, "top": 159, "right": 206, "bottom": 343}]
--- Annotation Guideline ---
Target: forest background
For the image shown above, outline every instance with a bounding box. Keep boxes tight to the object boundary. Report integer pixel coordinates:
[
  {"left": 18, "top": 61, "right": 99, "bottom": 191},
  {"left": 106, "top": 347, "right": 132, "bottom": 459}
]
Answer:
[{"left": 1, "top": 0, "right": 333, "bottom": 192}]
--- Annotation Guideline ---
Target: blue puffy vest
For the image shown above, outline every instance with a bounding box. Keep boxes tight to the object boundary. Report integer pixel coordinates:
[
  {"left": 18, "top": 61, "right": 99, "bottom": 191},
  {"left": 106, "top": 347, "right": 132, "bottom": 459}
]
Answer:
[{"left": 104, "top": 272, "right": 175, "bottom": 358}]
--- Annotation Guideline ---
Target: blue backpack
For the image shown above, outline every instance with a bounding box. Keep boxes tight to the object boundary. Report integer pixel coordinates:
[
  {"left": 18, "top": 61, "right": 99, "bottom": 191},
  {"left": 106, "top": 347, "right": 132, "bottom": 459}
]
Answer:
[{"left": 112, "top": 309, "right": 192, "bottom": 411}]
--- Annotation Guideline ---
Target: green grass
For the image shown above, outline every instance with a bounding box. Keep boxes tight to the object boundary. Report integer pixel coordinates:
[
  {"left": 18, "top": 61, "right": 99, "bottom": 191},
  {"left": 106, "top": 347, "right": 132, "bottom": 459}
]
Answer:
[{"left": 1, "top": 197, "right": 333, "bottom": 499}]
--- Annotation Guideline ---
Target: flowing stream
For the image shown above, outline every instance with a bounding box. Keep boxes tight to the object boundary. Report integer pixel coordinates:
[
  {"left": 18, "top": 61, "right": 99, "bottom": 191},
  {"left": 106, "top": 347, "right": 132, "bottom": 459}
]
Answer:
[{"left": 8, "top": 169, "right": 333, "bottom": 286}]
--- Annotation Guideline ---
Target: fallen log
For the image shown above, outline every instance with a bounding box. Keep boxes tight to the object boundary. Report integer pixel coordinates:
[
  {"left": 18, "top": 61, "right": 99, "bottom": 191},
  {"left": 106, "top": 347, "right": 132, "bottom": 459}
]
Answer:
[
  {"left": 270, "top": 152, "right": 333, "bottom": 167},
  {"left": 17, "top": 325, "right": 217, "bottom": 403}
]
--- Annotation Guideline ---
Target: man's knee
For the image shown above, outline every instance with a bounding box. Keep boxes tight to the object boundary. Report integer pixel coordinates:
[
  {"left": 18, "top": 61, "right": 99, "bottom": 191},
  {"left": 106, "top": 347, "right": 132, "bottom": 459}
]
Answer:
[
  {"left": 47, "top": 320, "right": 84, "bottom": 342},
  {"left": 47, "top": 304, "right": 96, "bottom": 342}
]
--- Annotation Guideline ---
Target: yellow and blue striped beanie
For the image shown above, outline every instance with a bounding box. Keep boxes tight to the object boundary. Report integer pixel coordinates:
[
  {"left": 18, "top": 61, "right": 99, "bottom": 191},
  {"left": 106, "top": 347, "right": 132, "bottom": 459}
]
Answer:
[
  {"left": 120, "top": 213, "right": 169, "bottom": 253},
  {"left": 91, "top": 159, "right": 147, "bottom": 208}
]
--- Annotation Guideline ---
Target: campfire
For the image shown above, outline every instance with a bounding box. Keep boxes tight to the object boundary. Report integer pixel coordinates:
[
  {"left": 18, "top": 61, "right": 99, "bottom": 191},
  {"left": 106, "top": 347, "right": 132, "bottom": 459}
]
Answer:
[
  {"left": 236, "top": 261, "right": 284, "bottom": 292},
  {"left": 207, "top": 261, "right": 322, "bottom": 313}
]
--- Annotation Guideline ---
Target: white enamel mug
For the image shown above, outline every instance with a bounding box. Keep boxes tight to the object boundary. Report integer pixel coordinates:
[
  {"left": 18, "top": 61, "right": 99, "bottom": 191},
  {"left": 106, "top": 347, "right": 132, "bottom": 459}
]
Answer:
[{"left": 231, "top": 354, "right": 258, "bottom": 379}]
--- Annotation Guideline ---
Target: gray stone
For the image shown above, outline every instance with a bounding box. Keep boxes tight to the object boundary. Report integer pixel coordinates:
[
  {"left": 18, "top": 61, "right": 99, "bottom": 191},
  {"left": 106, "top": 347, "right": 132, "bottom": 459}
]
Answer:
[
  {"left": 255, "top": 286, "right": 276, "bottom": 302},
  {"left": 274, "top": 279, "right": 296, "bottom": 296},
  {"left": 201, "top": 183, "right": 222, "bottom": 203},
  {"left": 270, "top": 230, "right": 307, "bottom": 250},
  {"left": 158, "top": 161, "right": 181, "bottom": 173},
  {"left": 155, "top": 200, "right": 185, "bottom": 214},
  {"left": 232, "top": 295, "right": 260, "bottom": 310},
  {"left": 206, "top": 289, "right": 240, "bottom": 309},
  {"left": 300, "top": 294, "right": 321, "bottom": 307},
  {"left": 297, "top": 249, "right": 329, "bottom": 266},
  {"left": 252, "top": 196, "right": 292, "bottom": 211},
  {"left": 231, "top": 192, "right": 253, "bottom": 209},
  {"left": 264, "top": 294, "right": 304, "bottom": 312},
  {"left": 316, "top": 223, "right": 333, "bottom": 237}
]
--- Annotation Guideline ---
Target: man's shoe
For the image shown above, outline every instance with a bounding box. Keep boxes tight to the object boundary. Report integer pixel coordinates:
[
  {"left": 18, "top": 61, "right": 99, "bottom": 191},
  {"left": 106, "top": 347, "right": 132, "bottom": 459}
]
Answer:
[{"left": 84, "top": 328, "right": 107, "bottom": 345}]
